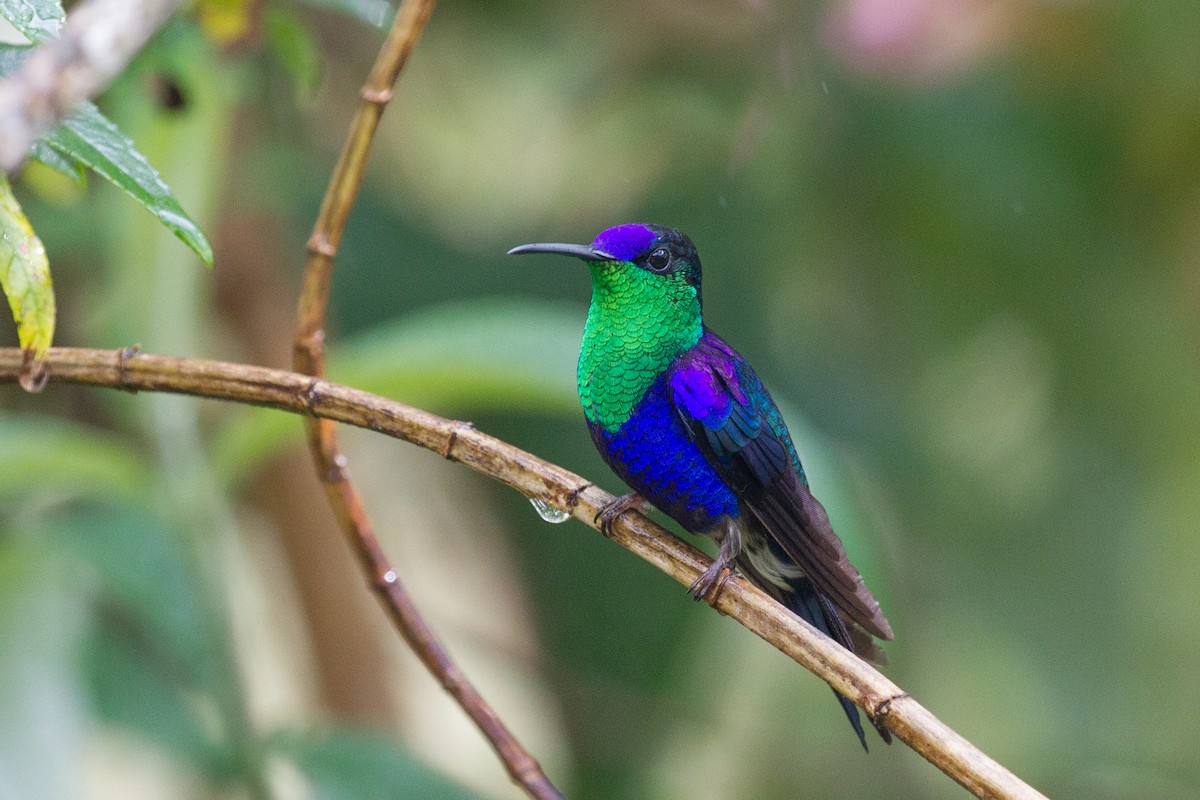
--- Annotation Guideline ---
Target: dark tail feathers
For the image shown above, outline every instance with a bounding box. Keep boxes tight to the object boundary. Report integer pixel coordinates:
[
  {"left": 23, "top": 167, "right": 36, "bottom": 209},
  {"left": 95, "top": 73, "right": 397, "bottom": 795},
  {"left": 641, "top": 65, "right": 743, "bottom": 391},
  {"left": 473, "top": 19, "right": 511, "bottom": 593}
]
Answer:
[{"left": 787, "top": 579, "right": 892, "bottom": 752}]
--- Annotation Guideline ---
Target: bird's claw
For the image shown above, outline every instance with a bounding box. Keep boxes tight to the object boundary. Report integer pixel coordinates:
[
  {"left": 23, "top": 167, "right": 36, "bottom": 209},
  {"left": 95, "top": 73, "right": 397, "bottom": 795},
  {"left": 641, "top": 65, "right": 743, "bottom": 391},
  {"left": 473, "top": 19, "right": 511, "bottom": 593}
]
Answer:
[
  {"left": 688, "top": 561, "right": 735, "bottom": 607},
  {"left": 594, "top": 493, "right": 646, "bottom": 536}
]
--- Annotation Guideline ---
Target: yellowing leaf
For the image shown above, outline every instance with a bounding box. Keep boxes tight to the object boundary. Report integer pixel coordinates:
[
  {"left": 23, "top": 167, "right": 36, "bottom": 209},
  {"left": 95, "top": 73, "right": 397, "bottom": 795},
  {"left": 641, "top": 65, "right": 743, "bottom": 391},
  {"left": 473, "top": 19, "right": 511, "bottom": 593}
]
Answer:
[
  {"left": 196, "top": 0, "right": 256, "bottom": 46},
  {"left": 0, "top": 176, "right": 54, "bottom": 391}
]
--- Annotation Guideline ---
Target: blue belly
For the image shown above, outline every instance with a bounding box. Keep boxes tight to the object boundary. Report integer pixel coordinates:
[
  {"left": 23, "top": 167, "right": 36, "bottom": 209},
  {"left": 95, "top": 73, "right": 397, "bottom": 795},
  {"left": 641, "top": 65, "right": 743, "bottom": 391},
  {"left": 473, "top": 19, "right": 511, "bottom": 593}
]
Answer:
[{"left": 589, "top": 376, "right": 740, "bottom": 532}]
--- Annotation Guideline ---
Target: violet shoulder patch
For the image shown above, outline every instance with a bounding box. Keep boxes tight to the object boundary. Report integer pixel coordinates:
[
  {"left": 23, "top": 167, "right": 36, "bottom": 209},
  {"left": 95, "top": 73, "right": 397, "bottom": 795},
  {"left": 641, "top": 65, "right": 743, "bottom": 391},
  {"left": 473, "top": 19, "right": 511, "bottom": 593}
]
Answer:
[
  {"left": 592, "top": 223, "right": 658, "bottom": 262},
  {"left": 668, "top": 342, "right": 747, "bottom": 427}
]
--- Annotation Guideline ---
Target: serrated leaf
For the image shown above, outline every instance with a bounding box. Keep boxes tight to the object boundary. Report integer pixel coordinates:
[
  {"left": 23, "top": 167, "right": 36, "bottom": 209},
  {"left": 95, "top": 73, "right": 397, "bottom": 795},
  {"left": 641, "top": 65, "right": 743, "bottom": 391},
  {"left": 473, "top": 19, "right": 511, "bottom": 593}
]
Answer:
[
  {"left": 0, "top": 0, "right": 64, "bottom": 44},
  {"left": 29, "top": 139, "right": 85, "bottom": 186},
  {"left": 0, "top": 175, "right": 54, "bottom": 377},
  {"left": 42, "top": 102, "right": 213, "bottom": 267},
  {"left": 292, "top": 0, "right": 393, "bottom": 29}
]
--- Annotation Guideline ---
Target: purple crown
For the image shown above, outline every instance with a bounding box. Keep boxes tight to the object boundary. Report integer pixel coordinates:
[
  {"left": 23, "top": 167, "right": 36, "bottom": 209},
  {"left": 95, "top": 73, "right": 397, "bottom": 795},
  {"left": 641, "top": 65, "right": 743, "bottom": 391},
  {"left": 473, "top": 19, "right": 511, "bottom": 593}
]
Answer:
[{"left": 591, "top": 223, "right": 658, "bottom": 262}]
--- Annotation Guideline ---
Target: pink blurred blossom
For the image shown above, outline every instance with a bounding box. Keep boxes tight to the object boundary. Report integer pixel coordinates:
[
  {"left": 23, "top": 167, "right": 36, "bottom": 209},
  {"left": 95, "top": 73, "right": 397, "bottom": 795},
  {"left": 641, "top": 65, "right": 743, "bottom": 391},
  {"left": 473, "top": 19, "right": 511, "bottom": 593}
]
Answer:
[{"left": 823, "top": 0, "right": 1016, "bottom": 82}]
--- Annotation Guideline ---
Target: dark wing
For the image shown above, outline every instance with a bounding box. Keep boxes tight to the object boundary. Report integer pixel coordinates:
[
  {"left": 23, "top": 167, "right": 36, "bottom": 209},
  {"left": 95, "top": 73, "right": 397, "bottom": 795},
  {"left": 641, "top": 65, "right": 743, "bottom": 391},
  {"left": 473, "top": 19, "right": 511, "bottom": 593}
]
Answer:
[{"left": 668, "top": 333, "right": 893, "bottom": 641}]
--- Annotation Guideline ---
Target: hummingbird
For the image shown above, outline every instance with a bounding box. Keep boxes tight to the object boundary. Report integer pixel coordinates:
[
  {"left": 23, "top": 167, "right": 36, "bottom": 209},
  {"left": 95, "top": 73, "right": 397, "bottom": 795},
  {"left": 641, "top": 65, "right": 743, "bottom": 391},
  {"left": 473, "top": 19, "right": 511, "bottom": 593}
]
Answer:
[{"left": 508, "top": 223, "right": 893, "bottom": 749}]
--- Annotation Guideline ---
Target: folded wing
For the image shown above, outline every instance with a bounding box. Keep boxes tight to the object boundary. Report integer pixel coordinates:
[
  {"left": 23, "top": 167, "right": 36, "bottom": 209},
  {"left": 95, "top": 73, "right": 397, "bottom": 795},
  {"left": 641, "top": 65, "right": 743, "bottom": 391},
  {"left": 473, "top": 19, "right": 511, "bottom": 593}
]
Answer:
[{"left": 668, "top": 332, "right": 893, "bottom": 641}]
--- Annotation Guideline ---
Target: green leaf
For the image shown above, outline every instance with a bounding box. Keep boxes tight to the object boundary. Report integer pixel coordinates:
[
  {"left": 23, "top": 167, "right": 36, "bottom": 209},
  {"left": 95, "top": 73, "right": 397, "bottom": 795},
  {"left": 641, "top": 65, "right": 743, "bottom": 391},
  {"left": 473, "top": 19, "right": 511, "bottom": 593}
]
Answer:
[
  {"left": 210, "top": 298, "right": 582, "bottom": 484},
  {"left": 290, "top": 0, "right": 393, "bottom": 29},
  {"left": 0, "top": 413, "right": 150, "bottom": 500},
  {"left": 264, "top": 7, "right": 321, "bottom": 100},
  {"left": 60, "top": 506, "right": 216, "bottom": 689},
  {"left": 42, "top": 102, "right": 214, "bottom": 267},
  {"left": 0, "top": 174, "right": 54, "bottom": 378},
  {"left": 29, "top": 139, "right": 86, "bottom": 186},
  {"left": 333, "top": 297, "right": 580, "bottom": 408},
  {"left": 274, "top": 728, "right": 483, "bottom": 800},
  {"left": 57, "top": 505, "right": 236, "bottom": 778},
  {"left": 0, "top": 0, "right": 64, "bottom": 43},
  {"left": 0, "top": 46, "right": 202, "bottom": 255},
  {"left": 85, "top": 615, "right": 226, "bottom": 776}
]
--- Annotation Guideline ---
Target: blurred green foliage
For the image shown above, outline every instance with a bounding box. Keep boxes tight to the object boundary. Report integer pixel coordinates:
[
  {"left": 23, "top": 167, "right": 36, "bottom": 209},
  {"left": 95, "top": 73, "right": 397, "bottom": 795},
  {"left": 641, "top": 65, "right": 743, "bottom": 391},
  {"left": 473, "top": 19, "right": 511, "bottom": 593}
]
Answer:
[{"left": 2, "top": 1, "right": 1200, "bottom": 799}]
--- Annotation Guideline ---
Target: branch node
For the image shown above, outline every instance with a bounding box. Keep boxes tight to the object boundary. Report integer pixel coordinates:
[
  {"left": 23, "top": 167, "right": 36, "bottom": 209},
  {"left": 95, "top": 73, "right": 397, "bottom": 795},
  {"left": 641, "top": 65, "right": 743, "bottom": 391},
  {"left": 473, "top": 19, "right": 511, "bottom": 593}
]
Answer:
[
  {"left": 564, "top": 481, "right": 593, "bottom": 513},
  {"left": 115, "top": 344, "right": 141, "bottom": 394},
  {"left": 293, "top": 332, "right": 326, "bottom": 376},
  {"left": 373, "top": 567, "right": 400, "bottom": 593},
  {"left": 325, "top": 451, "right": 349, "bottom": 483},
  {"left": 305, "top": 231, "right": 337, "bottom": 258},
  {"left": 300, "top": 378, "right": 322, "bottom": 415},
  {"left": 440, "top": 420, "right": 475, "bottom": 459},
  {"left": 870, "top": 691, "right": 910, "bottom": 727},
  {"left": 361, "top": 85, "right": 393, "bottom": 104}
]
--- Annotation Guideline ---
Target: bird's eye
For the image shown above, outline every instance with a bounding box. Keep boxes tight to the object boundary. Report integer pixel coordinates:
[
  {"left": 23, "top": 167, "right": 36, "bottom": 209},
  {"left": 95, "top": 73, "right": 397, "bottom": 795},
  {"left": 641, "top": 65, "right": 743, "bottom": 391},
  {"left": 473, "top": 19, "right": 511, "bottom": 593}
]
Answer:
[{"left": 646, "top": 247, "right": 672, "bottom": 272}]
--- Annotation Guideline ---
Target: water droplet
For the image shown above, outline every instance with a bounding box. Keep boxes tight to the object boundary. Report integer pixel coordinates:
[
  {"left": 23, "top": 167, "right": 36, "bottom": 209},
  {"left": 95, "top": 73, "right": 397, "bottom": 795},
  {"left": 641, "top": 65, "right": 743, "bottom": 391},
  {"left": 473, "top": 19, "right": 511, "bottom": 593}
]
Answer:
[
  {"left": 529, "top": 497, "right": 569, "bottom": 524},
  {"left": 381, "top": 569, "right": 397, "bottom": 584}
]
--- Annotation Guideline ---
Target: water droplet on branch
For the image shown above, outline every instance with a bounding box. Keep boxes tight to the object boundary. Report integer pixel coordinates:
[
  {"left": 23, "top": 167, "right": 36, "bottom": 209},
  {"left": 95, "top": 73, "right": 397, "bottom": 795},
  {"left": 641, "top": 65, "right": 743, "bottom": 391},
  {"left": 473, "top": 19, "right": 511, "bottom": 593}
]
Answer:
[{"left": 529, "top": 497, "right": 569, "bottom": 524}]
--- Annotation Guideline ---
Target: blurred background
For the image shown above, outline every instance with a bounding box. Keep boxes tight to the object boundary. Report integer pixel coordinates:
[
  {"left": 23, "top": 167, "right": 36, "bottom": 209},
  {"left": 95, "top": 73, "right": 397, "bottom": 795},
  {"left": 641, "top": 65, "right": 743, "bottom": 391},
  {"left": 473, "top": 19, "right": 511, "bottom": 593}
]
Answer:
[{"left": 1, "top": 0, "right": 1199, "bottom": 798}]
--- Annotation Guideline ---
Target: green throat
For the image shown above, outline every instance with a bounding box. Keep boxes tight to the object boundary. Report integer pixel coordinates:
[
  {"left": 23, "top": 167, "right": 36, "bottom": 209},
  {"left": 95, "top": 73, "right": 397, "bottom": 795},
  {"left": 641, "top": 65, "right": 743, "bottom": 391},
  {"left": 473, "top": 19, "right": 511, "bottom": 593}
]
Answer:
[{"left": 577, "top": 261, "right": 704, "bottom": 432}]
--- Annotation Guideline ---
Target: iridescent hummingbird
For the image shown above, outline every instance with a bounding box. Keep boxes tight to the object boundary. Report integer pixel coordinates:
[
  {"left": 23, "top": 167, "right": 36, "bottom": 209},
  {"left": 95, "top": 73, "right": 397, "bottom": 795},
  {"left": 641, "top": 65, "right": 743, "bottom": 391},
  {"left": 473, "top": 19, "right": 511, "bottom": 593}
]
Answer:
[{"left": 509, "top": 223, "right": 893, "bottom": 749}]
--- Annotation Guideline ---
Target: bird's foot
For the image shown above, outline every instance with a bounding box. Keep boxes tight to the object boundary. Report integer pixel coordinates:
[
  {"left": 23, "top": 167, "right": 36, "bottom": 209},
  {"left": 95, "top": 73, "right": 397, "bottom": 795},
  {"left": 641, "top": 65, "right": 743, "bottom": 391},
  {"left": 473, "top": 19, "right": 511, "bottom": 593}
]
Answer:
[
  {"left": 688, "top": 560, "right": 736, "bottom": 607},
  {"left": 688, "top": 518, "right": 743, "bottom": 608},
  {"left": 594, "top": 493, "right": 646, "bottom": 537}
]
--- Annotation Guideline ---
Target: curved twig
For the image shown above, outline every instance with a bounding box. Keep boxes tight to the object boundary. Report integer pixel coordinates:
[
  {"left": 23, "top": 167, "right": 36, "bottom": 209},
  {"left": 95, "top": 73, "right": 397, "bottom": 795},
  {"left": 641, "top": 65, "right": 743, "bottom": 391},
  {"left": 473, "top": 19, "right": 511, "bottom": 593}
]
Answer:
[
  {"left": 289, "top": 2, "right": 562, "bottom": 799},
  {"left": 0, "top": 346, "right": 1049, "bottom": 800}
]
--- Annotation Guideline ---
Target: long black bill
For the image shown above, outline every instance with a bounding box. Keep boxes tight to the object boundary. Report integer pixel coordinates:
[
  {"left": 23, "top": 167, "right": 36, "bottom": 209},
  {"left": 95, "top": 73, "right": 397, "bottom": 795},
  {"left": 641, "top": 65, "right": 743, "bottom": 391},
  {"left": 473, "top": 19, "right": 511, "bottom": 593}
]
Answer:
[{"left": 506, "top": 242, "right": 614, "bottom": 261}]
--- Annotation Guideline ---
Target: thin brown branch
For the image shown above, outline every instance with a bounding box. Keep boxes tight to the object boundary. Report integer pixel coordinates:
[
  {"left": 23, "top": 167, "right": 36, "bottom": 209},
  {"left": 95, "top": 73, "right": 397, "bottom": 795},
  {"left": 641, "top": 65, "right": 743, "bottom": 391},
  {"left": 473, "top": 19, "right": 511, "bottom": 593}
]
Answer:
[
  {"left": 287, "top": 2, "right": 562, "bottom": 799},
  {"left": 0, "top": 346, "right": 1050, "bottom": 800},
  {"left": 294, "top": 0, "right": 438, "bottom": 375},
  {"left": 0, "top": 0, "right": 189, "bottom": 171}
]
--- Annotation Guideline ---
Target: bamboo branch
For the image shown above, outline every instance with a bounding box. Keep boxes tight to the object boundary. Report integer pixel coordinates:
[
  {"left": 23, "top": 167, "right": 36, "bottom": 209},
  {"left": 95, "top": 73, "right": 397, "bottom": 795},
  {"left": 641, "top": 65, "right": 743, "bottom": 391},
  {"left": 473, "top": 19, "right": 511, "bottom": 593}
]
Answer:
[
  {"left": 0, "top": 346, "right": 1049, "bottom": 800},
  {"left": 0, "top": 0, "right": 189, "bottom": 170},
  {"left": 288, "top": 2, "right": 562, "bottom": 799}
]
